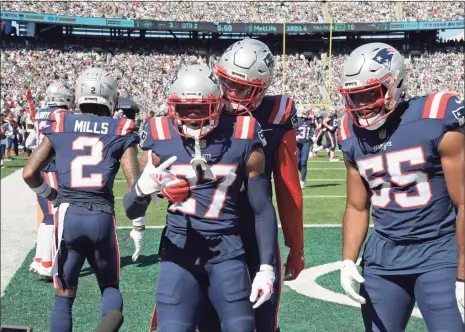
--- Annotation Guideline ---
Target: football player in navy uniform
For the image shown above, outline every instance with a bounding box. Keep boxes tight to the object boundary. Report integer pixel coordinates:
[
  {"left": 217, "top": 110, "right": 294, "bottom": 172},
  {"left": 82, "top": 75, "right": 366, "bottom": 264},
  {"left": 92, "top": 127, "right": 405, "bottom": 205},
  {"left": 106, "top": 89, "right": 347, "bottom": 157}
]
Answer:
[
  {"left": 123, "top": 64, "right": 278, "bottom": 332},
  {"left": 337, "top": 42, "right": 464, "bottom": 331},
  {"left": 296, "top": 109, "right": 314, "bottom": 188},
  {"left": 314, "top": 110, "right": 339, "bottom": 161},
  {"left": 197, "top": 38, "right": 304, "bottom": 332},
  {"left": 22, "top": 68, "right": 148, "bottom": 332},
  {"left": 25, "top": 81, "right": 74, "bottom": 278}
]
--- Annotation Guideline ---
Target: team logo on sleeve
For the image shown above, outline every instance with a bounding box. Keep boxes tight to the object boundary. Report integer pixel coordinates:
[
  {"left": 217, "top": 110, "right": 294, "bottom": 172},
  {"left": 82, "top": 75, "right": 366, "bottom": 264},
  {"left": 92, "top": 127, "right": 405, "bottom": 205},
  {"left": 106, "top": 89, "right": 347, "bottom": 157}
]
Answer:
[
  {"left": 291, "top": 114, "right": 299, "bottom": 129},
  {"left": 452, "top": 106, "right": 465, "bottom": 126},
  {"left": 139, "top": 130, "right": 147, "bottom": 148},
  {"left": 258, "top": 130, "right": 267, "bottom": 147}
]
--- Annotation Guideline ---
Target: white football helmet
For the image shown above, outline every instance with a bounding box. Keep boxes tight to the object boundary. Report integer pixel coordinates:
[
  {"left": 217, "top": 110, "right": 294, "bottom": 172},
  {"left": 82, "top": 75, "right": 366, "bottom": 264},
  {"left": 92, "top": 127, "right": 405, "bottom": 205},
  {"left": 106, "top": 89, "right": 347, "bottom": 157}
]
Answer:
[
  {"left": 338, "top": 42, "right": 407, "bottom": 130},
  {"left": 75, "top": 68, "right": 118, "bottom": 116},
  {"left": 45, "top": 80, "right": 74, "bottom": 109},
  {"left": 216, "top": 39, "right": 274, "bottom": 114},
  {"left": 167, "top": 64, "right": 223, "bottom": 138}
]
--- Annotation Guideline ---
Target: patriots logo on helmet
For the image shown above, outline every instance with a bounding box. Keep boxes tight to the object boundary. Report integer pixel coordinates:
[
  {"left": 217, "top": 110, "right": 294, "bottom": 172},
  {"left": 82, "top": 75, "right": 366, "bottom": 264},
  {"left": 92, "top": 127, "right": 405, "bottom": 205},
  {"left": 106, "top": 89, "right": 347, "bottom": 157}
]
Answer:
[
  {"left": 372, "top": 48, "right": 398, "bottom": 71},
  {"left": 58, "top": 84, "right": 70, "bottom": 91}
]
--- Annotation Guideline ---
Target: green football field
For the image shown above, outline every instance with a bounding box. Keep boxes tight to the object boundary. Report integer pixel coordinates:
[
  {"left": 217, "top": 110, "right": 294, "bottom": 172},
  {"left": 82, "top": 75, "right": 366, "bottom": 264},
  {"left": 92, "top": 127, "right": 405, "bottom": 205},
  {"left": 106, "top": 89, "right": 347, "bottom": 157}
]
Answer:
[{"left": 0, "top": 151, "right": 428, "bottom": 331}]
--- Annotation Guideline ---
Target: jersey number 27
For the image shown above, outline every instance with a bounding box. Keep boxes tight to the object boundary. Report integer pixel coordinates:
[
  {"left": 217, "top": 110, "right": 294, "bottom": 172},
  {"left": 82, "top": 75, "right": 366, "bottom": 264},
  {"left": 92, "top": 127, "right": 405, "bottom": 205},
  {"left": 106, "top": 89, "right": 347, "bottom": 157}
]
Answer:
[{"left": 168, "top": 164, "right": 237, "bottom": 219}]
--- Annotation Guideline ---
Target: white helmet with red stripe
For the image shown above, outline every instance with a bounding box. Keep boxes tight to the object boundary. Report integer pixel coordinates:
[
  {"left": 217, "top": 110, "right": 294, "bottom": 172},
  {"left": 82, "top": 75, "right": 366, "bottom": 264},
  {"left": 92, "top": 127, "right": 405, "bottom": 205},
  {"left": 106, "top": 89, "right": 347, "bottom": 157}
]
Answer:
[
  {"left": 75, "top": 68, "right": 118, "bottom": 116},
  {"left": 45, "top": 80, "right": 74, "bottom": 109},
  {"left": 216, "top": 38, "right": 274, "bottom": 115},
  {"left": 167, "top": 64, "right": 223, "bottom": 139},
  {"left": 338, "top": 42, "right": 407, "bottom": 130}
]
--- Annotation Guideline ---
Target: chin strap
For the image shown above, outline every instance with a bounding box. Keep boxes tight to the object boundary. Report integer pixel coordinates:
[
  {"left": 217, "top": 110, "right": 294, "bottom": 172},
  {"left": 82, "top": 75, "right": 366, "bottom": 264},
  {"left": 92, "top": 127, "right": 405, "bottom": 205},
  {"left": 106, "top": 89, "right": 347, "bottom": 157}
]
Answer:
[{"left": 190, "top": 136, "right": 207, "bottom": 171}]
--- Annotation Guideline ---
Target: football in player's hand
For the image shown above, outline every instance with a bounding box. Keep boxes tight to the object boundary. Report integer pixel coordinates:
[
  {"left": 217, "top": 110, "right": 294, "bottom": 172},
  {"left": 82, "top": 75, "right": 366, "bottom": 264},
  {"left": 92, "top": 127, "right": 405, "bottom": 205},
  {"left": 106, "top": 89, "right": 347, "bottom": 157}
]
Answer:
[{"left": 158, "top": 178, "right": 190, "bottom": 203}]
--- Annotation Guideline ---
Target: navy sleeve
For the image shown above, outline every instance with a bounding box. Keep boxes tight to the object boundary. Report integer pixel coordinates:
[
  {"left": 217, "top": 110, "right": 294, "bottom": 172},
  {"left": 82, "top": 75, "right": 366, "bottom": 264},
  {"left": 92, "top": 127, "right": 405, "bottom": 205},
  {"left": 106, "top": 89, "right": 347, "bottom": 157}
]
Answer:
[
  {"left": 285, "top": 98, "right": 299, "bottom": 131},
  {"left": 432, "top": 95, "right": 465, "bottom": 150},
  {"left": 247, "top": 174, "right": 278, "bottom": 265},
  {"left": 123, "top": 175, "right": 151, "bottom": 220},
  {"left": 139, "top": 118, "right": 156, "bottom": 151},
  {"left": 244, "top": 119, "right": 265, "bottom": 165},
  {"left": 443, "top": 95, "right": 464, "bottom": 130}
]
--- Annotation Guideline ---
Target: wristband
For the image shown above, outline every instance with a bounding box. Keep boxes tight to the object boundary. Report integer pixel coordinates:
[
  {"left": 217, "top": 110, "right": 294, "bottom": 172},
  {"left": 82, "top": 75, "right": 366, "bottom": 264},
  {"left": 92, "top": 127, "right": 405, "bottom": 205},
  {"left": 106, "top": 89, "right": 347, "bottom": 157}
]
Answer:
[{"left": 31, "top": 181, "right": 52, "bottom": 198}]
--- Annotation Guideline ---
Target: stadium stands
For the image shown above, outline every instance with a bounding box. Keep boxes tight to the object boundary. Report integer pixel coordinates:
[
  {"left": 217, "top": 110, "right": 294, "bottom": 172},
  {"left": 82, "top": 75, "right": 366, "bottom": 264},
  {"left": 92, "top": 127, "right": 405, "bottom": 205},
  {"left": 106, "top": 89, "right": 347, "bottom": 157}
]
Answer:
[{"left": 2, "top": 1, "right": 463, "bottom": 23}]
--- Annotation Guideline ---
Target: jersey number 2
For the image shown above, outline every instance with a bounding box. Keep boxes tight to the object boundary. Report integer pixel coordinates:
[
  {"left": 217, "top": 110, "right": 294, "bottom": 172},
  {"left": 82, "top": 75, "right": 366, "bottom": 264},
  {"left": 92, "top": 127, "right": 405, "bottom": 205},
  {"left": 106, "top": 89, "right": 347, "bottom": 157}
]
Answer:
[
  {"left": 70, "top": 137, "right": 104, "bottom": 188},
  {"left": 168, "top": 164, "right": 237, "bottom": 219},
  {"left": 357, "top": 146, "right": 432, "bottom": 208}
]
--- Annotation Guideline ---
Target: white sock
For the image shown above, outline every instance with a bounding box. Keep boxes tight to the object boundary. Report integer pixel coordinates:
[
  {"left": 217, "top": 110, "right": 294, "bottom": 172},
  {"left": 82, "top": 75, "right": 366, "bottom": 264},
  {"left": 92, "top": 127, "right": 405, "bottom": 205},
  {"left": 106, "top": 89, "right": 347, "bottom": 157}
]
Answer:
[
  {"left": 34, "top": 223, "right": 45, "bottom": 262},
  {"left": 41, "top": 224, "right": 54, "bottom": 267},
  {"left": 330, "top": 150, "right": 335, "bottom": 158}
]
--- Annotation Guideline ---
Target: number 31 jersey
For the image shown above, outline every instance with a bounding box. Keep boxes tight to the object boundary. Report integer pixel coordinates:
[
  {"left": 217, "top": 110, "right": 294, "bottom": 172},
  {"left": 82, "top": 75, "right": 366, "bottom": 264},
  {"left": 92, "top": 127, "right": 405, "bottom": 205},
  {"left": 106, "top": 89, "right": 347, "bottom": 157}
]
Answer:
[
  {"left": 338, "top": 92, "right": 464, "bottom": 242},
  {"left": 43, "top": 112, "right": 139, "bottom": 214},
  {"left": 140, "top": 115, "right": 263, "bottom": 236}
]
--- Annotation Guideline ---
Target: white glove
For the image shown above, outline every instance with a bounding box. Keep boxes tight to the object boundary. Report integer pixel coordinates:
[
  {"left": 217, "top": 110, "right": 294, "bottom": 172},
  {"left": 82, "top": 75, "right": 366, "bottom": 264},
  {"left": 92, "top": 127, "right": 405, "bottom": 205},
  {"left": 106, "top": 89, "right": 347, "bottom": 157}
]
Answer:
[
  {"left": 136, "top": 153, "right": 180, "bottom": 196},
  {"left": 340, "top": 260, "right": 366, "bottom": 304},
  {"left": 456, "top": 280, "right": 464, "bottom": 322},
  {"left": 124, "top": 216, "right": 146, "bottom": 262},
  {"left": 250, "top": 264, "right": 275, "bottom": 309}
]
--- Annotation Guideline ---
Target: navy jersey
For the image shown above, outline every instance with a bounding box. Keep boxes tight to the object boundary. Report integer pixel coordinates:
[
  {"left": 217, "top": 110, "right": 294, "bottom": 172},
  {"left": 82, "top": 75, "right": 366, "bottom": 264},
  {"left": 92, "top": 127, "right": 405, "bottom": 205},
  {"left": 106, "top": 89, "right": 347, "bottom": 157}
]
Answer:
[
  {"left": 338, "top": 92, "right": 464, "bottom": 242},
  {"left": 251, "top": 95, "right": 298, "bottom": 178},
  {"left": 140, "top": 115, "right": 263, "bottom": 236},
  {"left": 296, "top": 117, "right": 313, "bottom": 143},
  {"left": 43, "top": 112, "right": 139, "bottom": 214}
]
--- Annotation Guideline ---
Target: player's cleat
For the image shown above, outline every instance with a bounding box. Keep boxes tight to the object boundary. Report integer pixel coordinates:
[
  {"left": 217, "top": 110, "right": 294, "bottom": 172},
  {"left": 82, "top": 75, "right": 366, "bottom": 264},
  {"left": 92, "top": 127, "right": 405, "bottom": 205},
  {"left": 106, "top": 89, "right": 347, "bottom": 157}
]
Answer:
[
  {"left": 29, "top": 260, "right": 41, "bottom": 273},
  {"left": 37, "top": 264, "right": 52, "bottom": 278},
  {"left": 329, "top": 157, "right": 340, "bottom": 162}
]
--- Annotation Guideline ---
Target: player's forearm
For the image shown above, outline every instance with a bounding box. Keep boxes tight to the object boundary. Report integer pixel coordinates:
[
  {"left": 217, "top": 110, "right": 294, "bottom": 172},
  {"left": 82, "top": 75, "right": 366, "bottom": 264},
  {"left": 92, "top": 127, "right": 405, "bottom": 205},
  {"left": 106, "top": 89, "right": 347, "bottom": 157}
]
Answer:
[
  {"left": 456, "top": 205, "right": 465, "bottom": 280},
  {"left": 342, "top": 207, "right": 370, "bottom": 262},
  {"left": 23, "top": 137, "right": 54, "bottom": 188},
  {"left": 123, "top": 180, "right": 151, "bottom": 220},
  {"left": 274, "top": 131, "right": 304, "bottom": 250},
  {"left": 121, "top": 146, "right": 140, "bottom": 190},
  {"left": 247, "top": 174, "right": 278, "bottom": 265}
]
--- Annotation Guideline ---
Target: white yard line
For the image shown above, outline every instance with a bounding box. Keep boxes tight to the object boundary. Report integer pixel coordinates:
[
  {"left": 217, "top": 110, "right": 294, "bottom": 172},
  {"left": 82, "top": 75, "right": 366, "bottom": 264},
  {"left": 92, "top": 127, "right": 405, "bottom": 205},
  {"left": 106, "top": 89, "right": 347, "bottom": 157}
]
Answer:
[
  {"left": 115, "top": 195, "right": 346, "bottom": 199},
  {"left": 114, "top": 178, "right": 347, "bottom": 183},
  {"left": 1, "top": 169, "right": 37, "bottom": 297},
  {"left": 306, "top": 179, "right": 346, "bottom": 181},
  {"left": 307, "top": 168, "right": 345, "bottom": 170},
  {"left": 116, "top": 224, "right": 374, "bottom": 229}
]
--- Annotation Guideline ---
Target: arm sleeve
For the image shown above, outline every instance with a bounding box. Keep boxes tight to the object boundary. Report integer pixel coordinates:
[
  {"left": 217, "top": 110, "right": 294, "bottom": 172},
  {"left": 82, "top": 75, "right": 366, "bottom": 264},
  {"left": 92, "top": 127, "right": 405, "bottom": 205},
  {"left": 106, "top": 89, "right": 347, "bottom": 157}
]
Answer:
[
  {"left": 273, "top": 129, "right": 304, "bottom": 250},
  {"left": 244, "top": 120, "right": 265, "bottom": 164},
  {"left": 433, "top": 95, "right": 465, "bottom": 150},
  {"left": 247, "top": 173, "right": 278, "bottom": 265},
  {"left": 123, "top": 175, "right": 151, "bottom": 220}
]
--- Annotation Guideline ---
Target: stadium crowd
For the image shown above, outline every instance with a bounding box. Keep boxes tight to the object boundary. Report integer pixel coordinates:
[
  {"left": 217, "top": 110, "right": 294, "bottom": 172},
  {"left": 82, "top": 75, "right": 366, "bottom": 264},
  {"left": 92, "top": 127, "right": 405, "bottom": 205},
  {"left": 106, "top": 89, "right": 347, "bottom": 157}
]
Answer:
[
  {"left": 2, "top": 1, "right": 464, "bottom": 23},
  {"left": 1, "top": 38, "right": 463, "bottom": 120}
]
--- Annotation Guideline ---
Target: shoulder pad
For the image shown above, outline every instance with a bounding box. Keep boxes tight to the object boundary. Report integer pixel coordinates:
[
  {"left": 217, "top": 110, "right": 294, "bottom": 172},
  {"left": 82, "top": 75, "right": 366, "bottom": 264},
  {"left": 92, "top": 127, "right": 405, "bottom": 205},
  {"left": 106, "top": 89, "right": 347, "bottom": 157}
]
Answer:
[
  {"left": 422, "top": 92, "right": 457, "bottom": 119},
  {"left": 268, "top": 95, "right": 294, "bottom": 125},
  {"left": 235, "top": 116, "right": 257, "bottom": 139},
  {"left": 337, "top": 114, "right": 351, "bottom": 142},
  {"left": 116, "top": 118, "right": 136, "bottom": 136},
  {"left": 149, "top": 116, "right": 172, "bottom": 140}
]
